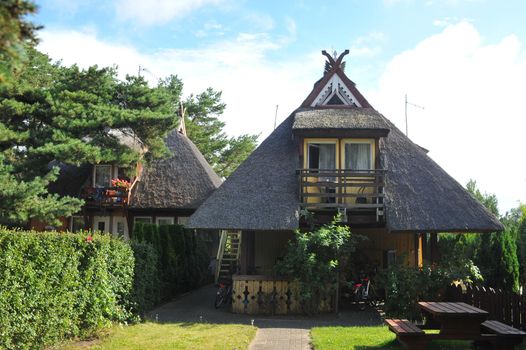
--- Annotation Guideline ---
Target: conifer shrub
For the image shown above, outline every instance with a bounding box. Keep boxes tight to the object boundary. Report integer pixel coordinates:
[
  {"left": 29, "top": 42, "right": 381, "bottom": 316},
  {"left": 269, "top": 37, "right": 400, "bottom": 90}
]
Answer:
[{"left": 132, "top": 224, "right": 211, "bottom": 302}]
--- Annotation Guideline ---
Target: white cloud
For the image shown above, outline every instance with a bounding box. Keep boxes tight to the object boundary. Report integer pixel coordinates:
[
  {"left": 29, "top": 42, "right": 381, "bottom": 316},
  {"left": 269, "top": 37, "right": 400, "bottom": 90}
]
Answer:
[
  {"left": 368, "top": 21, "right": 526, "bottom": 213},
  {"left": 349, "top": 31, "right": 386, "bottom": 58},
  {"left": 114, "top": 0, "right": 223, "bottom": 25},
  {"left": 38, "top": 28, "right": 322, "bottom": 142}
]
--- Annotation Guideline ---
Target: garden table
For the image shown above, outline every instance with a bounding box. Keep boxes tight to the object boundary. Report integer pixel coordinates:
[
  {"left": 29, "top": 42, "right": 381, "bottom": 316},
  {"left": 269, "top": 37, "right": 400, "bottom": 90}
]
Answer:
[{"left": 418, "top": 301, "right": 489, "bottom": 337}]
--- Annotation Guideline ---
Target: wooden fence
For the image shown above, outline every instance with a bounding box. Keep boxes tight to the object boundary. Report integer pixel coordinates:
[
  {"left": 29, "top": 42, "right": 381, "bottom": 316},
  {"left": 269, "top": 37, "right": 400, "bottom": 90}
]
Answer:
[
  {"left": 447, "top": 283, "right": 526, "bottom": 330},
  {"left": 232, "top": 275, "right": 334, "bottom": 315}
]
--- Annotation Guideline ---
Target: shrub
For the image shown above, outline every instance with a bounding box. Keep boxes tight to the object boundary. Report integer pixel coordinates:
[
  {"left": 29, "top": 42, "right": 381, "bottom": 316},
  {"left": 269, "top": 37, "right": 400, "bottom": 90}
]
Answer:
[
  {"left": 130, "top": 241, "right": 160, "bottom": 315},
  {"left": 132, "top": 224, "right": 211, "bottom": 302},
  {"left": 0, "top": 228, "right": 135, "bottom": 350},
  {"left": 275, "top": 217, "right": 361, "bottom": 314},
  {"left": 377, "top": 264, "right": 453, "bottom": 320}
]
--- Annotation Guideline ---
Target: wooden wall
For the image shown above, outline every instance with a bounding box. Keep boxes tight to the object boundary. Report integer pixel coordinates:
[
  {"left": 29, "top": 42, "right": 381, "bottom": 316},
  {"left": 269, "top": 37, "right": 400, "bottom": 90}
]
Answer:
[{"left": 353, "top": 228, "right": 420, "bottom": 267}]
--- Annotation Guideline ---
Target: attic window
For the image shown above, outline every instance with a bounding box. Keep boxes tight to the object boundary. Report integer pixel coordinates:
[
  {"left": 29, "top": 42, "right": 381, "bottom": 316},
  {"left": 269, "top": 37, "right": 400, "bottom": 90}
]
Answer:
[
  {"left": 326, "top": 94, "right": 344, "bottom": 105},
  {"left": 344, "top": 142, "right": 372, "bottom": 170},
  {"left": 308, "top": 143, "right": 336, "bottom": 169}
]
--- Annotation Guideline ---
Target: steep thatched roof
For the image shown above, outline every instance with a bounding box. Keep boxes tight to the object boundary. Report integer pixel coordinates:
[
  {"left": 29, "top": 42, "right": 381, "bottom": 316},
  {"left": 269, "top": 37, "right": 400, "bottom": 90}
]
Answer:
[
  {"left": 188, "top": 50, "right": 503, "bottom": 233},
  {"left": 129, "top": 130, "right": 222, "bottom": 210},
  {"left": 187, "top": 116, "right": 300, "bottom": 230},
  {"left": 188, "top": 106, "right": 502, "bottom": 232},
  {"left": 378, "top": 117, "right": 502, "bottom": 232}
]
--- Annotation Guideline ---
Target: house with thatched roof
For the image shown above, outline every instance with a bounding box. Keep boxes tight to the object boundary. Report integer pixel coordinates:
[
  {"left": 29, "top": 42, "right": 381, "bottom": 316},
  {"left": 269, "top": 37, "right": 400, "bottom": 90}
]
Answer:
[
  {"left": 31, "top": 122, "right": 222, "bottom": 239},
  {"left": 188, "top": 50, "right": 503, "bottom": 312}
]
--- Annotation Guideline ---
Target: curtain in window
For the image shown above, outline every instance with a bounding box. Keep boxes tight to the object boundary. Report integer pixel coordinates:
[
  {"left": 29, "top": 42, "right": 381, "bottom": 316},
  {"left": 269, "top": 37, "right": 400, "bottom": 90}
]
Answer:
[
  {"left": 345, "top": 143, "right": 371, "bottom": 170},
  {"left": 318, "top": 144, "right": 336, "bottom": 169},
  {"left": 95, "top": 165, "right": 111, "bottom": 187}
]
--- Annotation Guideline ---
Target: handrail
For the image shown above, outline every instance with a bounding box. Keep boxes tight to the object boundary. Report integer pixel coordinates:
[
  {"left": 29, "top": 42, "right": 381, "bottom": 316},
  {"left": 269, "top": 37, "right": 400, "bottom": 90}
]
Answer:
[{"left": 297, "top": 168, "right": 386, "bottom": 221}]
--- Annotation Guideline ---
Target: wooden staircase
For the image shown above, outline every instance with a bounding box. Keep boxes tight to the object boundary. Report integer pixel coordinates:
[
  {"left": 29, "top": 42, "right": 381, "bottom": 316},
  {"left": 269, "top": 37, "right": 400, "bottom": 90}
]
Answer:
[{"left": 215, "top": 230, "right": 242, "bottom": 284}]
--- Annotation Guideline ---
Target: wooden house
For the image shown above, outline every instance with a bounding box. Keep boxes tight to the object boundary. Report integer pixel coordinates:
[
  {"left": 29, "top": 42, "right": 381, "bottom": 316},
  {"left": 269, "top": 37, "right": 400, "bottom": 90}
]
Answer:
[
  {"left": 32, "top": 124, "right": 222, "bottom": 238},
  {"left": 187, "top": 50, "right": 503, "bottom": 313}
]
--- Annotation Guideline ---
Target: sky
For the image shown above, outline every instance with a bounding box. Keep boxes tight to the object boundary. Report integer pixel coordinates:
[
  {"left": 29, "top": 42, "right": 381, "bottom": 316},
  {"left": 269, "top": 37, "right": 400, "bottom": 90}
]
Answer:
[{"left": 32, "top": 0, "right": 526, "bottom": 214}]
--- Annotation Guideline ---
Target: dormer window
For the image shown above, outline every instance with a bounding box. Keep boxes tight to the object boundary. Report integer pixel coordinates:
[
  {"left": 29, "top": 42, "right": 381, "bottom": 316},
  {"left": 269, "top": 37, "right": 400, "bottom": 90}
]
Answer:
[
  {"left": 344, "top": 141, "right": 374, "bottom": 170},
  {"left": 307, "top": 141, "right": 336, "bottom": 170},
  {"left": 94, "top": 165, "right": 112, "bottom": 188}
]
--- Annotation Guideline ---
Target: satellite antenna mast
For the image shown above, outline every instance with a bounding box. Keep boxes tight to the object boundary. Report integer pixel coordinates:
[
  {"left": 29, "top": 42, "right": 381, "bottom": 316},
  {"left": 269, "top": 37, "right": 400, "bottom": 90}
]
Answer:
[
  {"left": 405, "top": 94, "right": 424, "bottom": 137},
  {"left": 274, "top": 105, "right": 279, "bottom": 130}
]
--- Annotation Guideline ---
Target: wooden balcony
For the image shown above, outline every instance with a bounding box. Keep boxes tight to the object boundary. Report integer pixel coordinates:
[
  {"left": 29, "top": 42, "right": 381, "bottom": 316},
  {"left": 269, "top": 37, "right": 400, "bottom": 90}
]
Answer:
[
  {"left": 80, "top": 187, "right": 128, "bottom": 207},
  {"left": 297, "top": 169, "right": 386, "bottom": 223}
]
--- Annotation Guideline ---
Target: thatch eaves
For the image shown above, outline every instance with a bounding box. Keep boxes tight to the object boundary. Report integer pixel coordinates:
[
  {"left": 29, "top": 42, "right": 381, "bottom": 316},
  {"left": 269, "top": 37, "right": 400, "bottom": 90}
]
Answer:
[
  {"left": 129, "top": 130, "right": 222, "bottom": 210},
  {"left": 187, "top": 115, "right": 300, "bottom": 230},
  {"left": 293, "top": 107, "right": 390, "bottom": 136}
]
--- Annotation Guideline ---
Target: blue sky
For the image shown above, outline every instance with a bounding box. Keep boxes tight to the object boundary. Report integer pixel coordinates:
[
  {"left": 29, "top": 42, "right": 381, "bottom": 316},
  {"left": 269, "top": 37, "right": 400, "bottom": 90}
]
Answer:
[{"left": 32, "top": 0, "right": 526, "bottom": 213}]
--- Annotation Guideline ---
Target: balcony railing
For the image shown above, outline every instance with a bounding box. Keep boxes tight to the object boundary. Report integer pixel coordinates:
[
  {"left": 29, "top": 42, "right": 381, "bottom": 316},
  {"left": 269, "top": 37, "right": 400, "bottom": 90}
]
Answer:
[
  {"left": 297, "top": 169, "right": 386, "bottom": 221},
  {"left": 80, "top": 186, "right": 129, "bottom": 206}
]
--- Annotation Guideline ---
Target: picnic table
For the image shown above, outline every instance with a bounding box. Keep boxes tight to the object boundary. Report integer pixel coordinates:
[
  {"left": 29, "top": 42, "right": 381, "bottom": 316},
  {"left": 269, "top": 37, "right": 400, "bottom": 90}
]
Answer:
[
  {"left": 385, "top": 301, "right": 526, "bottom": 350},
  {"left": 418, "top": 301, "right": 488, "bottom": 337}
]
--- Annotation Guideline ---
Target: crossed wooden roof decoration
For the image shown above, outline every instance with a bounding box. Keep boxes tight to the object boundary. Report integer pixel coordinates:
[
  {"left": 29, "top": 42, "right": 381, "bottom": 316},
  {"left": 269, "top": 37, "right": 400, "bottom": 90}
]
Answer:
[{"left": 300, "top": 49, "right": 372, "bottom": 108}]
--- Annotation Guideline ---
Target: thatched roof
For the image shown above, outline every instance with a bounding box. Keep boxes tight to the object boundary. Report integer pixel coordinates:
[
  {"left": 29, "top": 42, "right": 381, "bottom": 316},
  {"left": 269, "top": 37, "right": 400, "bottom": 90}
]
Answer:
[
  {"left": 47, "top": 130, "right": 221, "bottom": 211},
  {"left": 188, "top": 51, "right": 503, "bottom": 233},
  {"left": 129, "top": 130, "right": 222, "bottom": 210},
  {"left": 293, "top": 107, "right": 390, "bottom": 135},
  {"left": 187, "top": 116, "right": 300, "bottom": 230}
]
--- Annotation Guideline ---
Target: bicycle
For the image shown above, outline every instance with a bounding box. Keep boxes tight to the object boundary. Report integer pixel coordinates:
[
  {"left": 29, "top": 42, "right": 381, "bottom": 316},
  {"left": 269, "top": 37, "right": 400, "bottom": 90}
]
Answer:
[
  {"left": 214, "top": 280, "right": 232, "bottom": 309},
  {"left": 346, "top": 274, "right": 380, "bottom": 310}
]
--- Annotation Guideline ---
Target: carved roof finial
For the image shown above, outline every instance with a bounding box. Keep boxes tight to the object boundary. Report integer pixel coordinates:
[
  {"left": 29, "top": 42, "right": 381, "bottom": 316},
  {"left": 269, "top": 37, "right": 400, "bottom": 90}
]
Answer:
[{"left": 322, "top": 49, "right": 349, "bottom": 74}]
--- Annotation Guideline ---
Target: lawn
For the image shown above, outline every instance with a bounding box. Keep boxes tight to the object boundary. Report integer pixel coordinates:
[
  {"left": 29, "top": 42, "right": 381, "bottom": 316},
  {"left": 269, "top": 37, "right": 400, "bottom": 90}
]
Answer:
[
  {"left": 311, "top": 326, "right": 485, "bottom": 350},
  {"left": 55, "top": 322, "right": 256, "bottom": 350}
]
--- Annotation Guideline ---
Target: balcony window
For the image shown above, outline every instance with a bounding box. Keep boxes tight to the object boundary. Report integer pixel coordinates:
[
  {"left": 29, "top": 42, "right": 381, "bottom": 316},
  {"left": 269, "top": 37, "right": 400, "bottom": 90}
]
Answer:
[
  {"left": 94, "top": 165, "right": 112, "bottom": 188},
  {"left": 308, "top": 143, "right": 336, "bottom": 170},
  {"left": 344, "top": 142, "right": 372, "bottom": 170}
]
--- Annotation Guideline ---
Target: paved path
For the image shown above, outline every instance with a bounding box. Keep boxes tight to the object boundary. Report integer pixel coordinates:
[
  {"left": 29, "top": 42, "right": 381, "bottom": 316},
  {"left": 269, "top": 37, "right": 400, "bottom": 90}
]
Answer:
[
  {"left": 149, "top": 284, "right": 383, "bottom": 350},
  {"left": 249, "top": 328, "right": 310, "bottom": 350}
]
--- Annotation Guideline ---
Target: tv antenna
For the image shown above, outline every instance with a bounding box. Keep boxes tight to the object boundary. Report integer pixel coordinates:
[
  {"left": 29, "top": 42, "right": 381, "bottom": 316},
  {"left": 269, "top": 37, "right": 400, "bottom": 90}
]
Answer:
[
  {"left": 405, "top": 94, "right": 424, "bottom": 137},
  {"left": 274, "top": 105, "right": 279, "bottom": 130}
]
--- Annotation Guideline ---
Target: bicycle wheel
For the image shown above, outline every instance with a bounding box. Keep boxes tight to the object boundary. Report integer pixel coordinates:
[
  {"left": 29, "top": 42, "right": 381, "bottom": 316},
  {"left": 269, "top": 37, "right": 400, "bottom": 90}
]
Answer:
[
  {"left": 214, "top": 289, "right": 225, "bottom": 308},
  {"left": 368, "top": 283, "right": 380, "bottom": 307},
  {"left": 355, "top": 288, "right": 366, "bottom": 311}
]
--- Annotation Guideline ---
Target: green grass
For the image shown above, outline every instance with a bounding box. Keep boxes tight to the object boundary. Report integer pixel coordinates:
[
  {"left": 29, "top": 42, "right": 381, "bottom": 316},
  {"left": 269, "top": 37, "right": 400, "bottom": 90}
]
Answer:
[
  {"left": 56, "top": 322, "right": 257, "bottom": 350},
  {"left": 311, "top": 326, "right": 481, "bottom": 350}
]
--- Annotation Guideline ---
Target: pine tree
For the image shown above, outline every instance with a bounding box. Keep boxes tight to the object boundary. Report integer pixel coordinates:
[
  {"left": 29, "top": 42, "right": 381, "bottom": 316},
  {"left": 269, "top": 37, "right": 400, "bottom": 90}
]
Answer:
[
  {"left": 184, "top": 88, "right": 258, "bottom": 178},
  {"left": 0, "top": 49, "right": 179, "bottom": 225}
]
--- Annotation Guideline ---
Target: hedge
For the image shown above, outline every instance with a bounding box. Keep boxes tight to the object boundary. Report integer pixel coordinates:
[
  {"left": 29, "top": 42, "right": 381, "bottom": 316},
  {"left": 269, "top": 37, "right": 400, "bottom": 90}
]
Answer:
[
  {"left": 133, "top": 223, "right": 211, "bottom": 301},
  {"left": 0, "top": 228, "right": 158, "bottom": 350}
]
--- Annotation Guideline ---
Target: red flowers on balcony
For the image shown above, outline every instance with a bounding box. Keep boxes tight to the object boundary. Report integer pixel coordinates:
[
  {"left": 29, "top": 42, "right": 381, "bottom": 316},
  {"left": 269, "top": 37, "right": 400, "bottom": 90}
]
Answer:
[{"left": 111, "top": 178, "right": 131, "bottom": 189}]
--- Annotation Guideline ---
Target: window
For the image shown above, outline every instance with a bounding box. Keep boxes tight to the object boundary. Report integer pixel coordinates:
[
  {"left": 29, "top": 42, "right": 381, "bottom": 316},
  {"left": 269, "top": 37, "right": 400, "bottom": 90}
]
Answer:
[
  {"left": 70, "top": 216, "right": 84, "bottom": 232},
  {"left": 156, "top": 217, "right": 174, "bottom": 225},
  {"left": 384, "top": 250, "right": 397, "bottom": 268},
  {"left": 344, "top": 142, "right": 372, "bottom": 170},
  {"left": 117, "top": 167, "right": 131, "bottom": 182},
  {"left": 134, "top": 216, "right": 152, "bottom": 224},
  {"left": 177, "top": 216, "right": 189, "bottom": 225},
  {"left": 116, "top": 222, "right": 125, "bottom": 237},
  {"left": 307, "top": 142, "right": 336, "bottom": 169},
  {"left": 94, "top": 165, "right": 112, "bottom": 188},
  {"left": 97, "top": 221, "right": 106, "bottom": 232}
]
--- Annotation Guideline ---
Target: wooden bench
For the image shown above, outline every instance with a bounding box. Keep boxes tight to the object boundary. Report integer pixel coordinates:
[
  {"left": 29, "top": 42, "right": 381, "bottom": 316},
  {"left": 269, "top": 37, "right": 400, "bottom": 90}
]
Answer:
[
  {"left": 385, "top": 319, "right": 428, "bottom": 350},
  {"left": 480, "top": 320, "right": 526, "bottom": 350}
]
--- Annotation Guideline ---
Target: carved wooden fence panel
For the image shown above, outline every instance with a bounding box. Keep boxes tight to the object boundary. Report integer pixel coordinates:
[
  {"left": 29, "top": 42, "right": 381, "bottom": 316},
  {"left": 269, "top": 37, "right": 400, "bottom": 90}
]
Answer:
[
  {"left": 447, "top": 284, "right": 526, "bottom": 330},
  {"left": 232, "top": 276, "right": 334, "bottom": 315}
]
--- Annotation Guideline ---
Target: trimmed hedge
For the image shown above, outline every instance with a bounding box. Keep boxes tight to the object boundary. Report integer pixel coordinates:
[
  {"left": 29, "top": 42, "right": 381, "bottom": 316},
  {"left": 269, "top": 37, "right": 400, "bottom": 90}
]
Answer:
[
  {"left": 0, "top": 228, "right": 139, "bottom": 349},
  {"left": 133, "top": 223, "right": 211, "bottom": 301}
]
